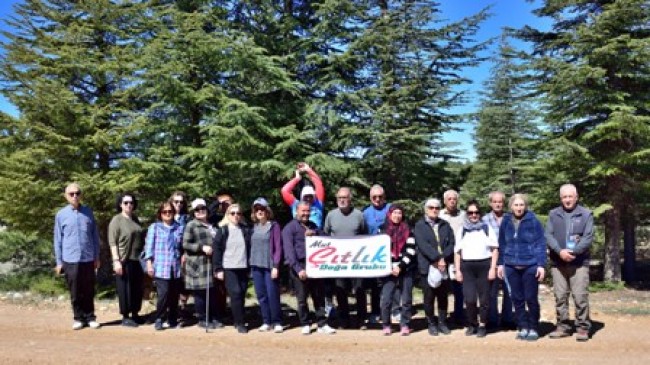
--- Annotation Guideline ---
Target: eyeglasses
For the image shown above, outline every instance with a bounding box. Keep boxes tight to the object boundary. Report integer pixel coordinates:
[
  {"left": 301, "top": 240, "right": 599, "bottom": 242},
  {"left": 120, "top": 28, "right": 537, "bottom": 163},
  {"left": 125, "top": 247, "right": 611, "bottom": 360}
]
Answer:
[
  {"left": 230, "top": 212, "right": 242, "bottom": 216},
  {"left": 122, "top": 201, "right": 134, "bottom": 206},
  {"left": 68, "top": 191, "right": 81, "bottom": 197},
  {"left": 173, "top": 200, "right": 183, "bottom": 204},
  {"left": 426, "top": 206, "right": 441, "bottom": 210},
  {"left": 195, "top": 207, "right": 207, "bottom": 212},
  {"left": 161, "top": 210, "right": 173, "bottom": 215},
  {"left": 467, "top": 210, "right": 480, "bottom": 216},
  {"left": 371, "top": 195, "right": 384, "bottom": 200},
  {"left": 254, "top": 207, "right": 267, "bottom": 212}
]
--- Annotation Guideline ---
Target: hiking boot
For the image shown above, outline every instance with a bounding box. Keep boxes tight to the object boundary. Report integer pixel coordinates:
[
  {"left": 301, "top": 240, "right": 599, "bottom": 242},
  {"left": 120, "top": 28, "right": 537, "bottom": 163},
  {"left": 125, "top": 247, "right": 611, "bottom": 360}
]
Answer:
[
  {"left": 549, "top": 326, "right": 571, "bottom": 339},
  {"left": 465, "top": 325, "right": 477, "bottom": 336},
  {"left": 477, "top": 326, "right": 487, "bottom": 338},
  {"left": 576, "top": 328, "right": 590, "bottom": 342},
  {"left": 438, "top": 321, "right": 451, "bottom": 335}
]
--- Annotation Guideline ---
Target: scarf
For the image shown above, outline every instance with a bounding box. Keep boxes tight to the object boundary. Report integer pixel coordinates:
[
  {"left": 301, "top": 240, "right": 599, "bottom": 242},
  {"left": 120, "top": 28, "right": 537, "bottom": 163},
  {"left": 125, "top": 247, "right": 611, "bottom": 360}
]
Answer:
[
  {"left": 384, "top": 204, "right": 410, "bottom": 259},
  {"left": 462, "top": 217, "right": 485, "bottom": 232}
]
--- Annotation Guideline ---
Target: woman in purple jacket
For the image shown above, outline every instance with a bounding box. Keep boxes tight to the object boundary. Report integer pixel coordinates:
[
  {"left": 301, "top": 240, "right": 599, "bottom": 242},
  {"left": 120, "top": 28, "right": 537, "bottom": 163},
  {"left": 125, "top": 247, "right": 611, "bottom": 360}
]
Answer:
[{"left": 249, "top": 197, "right": 284, "bottom": 333}]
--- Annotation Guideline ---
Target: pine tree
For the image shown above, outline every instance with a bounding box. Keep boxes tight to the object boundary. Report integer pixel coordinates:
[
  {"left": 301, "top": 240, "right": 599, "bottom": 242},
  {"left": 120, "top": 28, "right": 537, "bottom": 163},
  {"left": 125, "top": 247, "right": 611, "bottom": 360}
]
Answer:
[
  {"left": 462, "top": 34, "right": 541, "bottom": 203},
  {"left": 519, "top": 0, "right": 650, "bottom": 281}
]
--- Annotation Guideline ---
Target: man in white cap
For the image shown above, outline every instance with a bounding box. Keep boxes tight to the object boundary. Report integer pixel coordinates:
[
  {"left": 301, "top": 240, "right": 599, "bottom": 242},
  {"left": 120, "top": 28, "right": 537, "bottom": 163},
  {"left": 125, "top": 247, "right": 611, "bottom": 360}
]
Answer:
[{"left": 280, "top": 162, "right": 325, "bottom": 228}]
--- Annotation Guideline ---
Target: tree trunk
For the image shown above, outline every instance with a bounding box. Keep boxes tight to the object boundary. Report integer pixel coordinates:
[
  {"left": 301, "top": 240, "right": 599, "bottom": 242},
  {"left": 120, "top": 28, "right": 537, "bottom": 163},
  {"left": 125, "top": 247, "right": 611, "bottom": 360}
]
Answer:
[{"left": 603, "top": 206, "right": 622, "bottom": 282}]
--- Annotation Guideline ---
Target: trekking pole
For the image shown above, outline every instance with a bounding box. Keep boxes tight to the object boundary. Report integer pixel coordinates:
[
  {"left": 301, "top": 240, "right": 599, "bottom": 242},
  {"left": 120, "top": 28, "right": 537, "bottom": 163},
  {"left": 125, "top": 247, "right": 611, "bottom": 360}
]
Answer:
[{"left": 206, "top": 258, "right": 210, "bottom": 334}]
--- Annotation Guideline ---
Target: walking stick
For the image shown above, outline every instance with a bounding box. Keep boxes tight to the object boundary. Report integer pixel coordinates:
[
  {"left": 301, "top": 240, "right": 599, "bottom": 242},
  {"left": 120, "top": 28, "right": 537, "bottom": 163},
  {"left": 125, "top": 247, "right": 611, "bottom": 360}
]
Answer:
[{"left": 206, "top": 258, "right": 210, "bottom": 334}]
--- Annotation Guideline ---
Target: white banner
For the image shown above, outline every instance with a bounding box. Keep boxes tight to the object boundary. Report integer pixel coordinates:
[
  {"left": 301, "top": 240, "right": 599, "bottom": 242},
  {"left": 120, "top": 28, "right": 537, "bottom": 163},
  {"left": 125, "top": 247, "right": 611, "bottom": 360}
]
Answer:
[{"left": 305, "top": 235, "right": 391, "bottom": 278}]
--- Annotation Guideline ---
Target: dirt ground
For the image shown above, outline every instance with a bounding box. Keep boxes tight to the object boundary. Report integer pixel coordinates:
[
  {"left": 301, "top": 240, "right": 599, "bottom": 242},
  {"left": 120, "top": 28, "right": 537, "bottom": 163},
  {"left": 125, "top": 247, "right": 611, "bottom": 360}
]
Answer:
[{"left": 1, "top": 288, "right": 650, "bottom": 365}]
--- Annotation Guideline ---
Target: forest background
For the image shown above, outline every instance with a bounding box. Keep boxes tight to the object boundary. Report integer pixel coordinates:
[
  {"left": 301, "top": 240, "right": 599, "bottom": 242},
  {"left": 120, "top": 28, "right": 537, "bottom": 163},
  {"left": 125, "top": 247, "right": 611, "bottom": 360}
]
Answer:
[{"left": 0, "top": 0, "right": 648, "bottom": 291}]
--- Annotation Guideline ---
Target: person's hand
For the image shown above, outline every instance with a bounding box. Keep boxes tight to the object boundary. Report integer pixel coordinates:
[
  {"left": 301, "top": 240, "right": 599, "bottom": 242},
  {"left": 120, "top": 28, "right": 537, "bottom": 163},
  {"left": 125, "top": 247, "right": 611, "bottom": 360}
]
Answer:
[
  {"left": 391, "top": 266, "right": 401, "bottom": 277},
  {"left": 298, "top": 270, "right": 307, "bottom": 280},
  {"left": 305, "top": 229, "right": 316, "bottom": 237},
  {"left": 536, "top": 267, "right": 545, "bottom": 282},
  {"left": 271, "top": 268, "right": 279, "bottom": 279},
  {"left": 54, "top": 265, "right": 63, "bottom": 276},
  {"left": 94, "top": 259, "right": 101, "bottom": 270},
  {"left": 302, "top": 163, "right": 312, "bottom": 172},
  {"left": 216, "top": 271, "right": 224, "bottom": 281},
  {"left": 113, "top": 261, "right": 123, "bottom": 276},
  {"left": 455, "top": 271, "right": 463, "bottom": 283},
  {"left": 559, "top": 249, "right": 575, "bottom": 262},
  {"left": 497, "top": 265, "right": 504, "bottom": 280},
  {"left": 202, "top": 245, "right": 213, "bottom": 256},
  {"left": 146, "top": 261, "right": 154, "bottom": 278},
  {"left": 488, "top": 267, "right": 496, "bottom": 281},
  {"left": 295, "top": 169, "right": 302, "bottom": 179},
  {"left": 181, "top": 254, "right": 187, "bottom": 266}
]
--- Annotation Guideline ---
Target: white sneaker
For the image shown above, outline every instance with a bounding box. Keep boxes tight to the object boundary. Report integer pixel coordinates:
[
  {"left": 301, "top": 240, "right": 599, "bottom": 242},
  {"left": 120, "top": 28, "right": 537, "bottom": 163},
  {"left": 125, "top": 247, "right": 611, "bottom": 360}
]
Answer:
[
  {"left": 258, "top": 324, "right": 271, "bottom": 332},
  {"left": 273, "top": 324, "right": 284, "bottom": 333},
  {"left": 87, "top": 320, "right": 101, "bottom": 329},
  {"left": 301, "top": 325, "right": 311, "bottom": 335},
  {"left": 72, "top": 321, "right": 84, "bottom": 330},
  {"left": 317, "top": 325, "right": 336, "bottom": 335}
]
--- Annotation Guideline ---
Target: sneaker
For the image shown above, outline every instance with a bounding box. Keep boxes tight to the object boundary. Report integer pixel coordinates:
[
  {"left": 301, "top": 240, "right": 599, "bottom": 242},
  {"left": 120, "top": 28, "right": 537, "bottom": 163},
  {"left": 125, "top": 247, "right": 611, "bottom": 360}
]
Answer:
[
  {"left": 211, "top": 320, "right": 224, "bottom": 329},
  {"left": 273, "top": 324, "right": 284, "bottom": 333},
  {"left": 438, "top": 322, "right": 451, "bottom": 335},
  {"left": 576, "top": 328, "right": 589, "bottom": 342},
  {"left": 72, "top": 321, "right": 84, "bottom": 330},
  {"left": 515, "top": 328, "right": 528, "bottom": 340},
  {"left": 154, "top": 320, "right": 164, "bottom": 331},
  {"left": 317, "top": 325, "right": 337, "bottom": 335},
  {"left": 236, "top": 325, "right": 248, "bottom": 334},
  {"left": 428, "top": 323, "right": 439, "bottom": 336},
  {"left": 258, "top": 324, "right": 271, "bottom": 332},
  {"left": 526, "top": 329, "right": 539, "bottom": 341},
  {"left": 87, "top": 320, "right": 101, "bottom": 329},
  {"left": 400, "top": 326, "right": 410, "bottom": 336},
  {"left": 549, "top": 326, "right": 571, "bottom": 339},
  {"left": 477, "top": 326, "right": 487, "bottom": 338},
  {"left": 382, "top": 326, "right": 391, "bottom": 336},
  {"left": 465, "top": 325, "right": 477, "bottom": 336},
  {"left": 301, "top": 325, "right": 311, "bottom": 335},
  {"left": 121, "top": 318, "right": 138, "bottom": 328}
]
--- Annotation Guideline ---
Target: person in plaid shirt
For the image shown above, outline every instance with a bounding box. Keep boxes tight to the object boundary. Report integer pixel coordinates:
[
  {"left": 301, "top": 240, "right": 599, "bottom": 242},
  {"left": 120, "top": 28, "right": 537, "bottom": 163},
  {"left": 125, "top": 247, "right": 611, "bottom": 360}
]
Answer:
[{"left": 143, "top": 201, "right": 184, "bottom": 330}]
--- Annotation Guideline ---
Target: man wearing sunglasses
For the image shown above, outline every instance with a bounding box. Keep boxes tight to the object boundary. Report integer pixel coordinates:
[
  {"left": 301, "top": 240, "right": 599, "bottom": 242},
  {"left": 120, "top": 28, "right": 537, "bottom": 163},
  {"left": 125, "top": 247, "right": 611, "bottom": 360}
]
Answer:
[{"left": 53, "top": 183, "right": 101, "bottom": 330}]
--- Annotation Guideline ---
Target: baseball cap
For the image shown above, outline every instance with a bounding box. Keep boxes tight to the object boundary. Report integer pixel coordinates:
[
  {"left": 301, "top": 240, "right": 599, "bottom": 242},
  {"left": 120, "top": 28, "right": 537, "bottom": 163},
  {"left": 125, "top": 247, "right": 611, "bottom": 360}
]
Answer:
[
  {"left": 252, "top": 197, "right": 269, "bottom": 208},
  {"left": 301, "top": 186, "right": 316, "bottom": 199},
  {"left": 191, "top": 198, "right": 207, "bottom": 210}
]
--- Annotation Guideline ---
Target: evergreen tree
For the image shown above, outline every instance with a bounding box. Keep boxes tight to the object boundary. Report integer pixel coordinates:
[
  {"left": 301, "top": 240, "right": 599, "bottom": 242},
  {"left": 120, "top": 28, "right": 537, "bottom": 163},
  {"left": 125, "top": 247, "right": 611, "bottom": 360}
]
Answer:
[
  {"left": 519, "top": 0, "right": 650, "bottom": 281},
  {"left": 462, "top": 34, "right": 541, "bottom": 203}
]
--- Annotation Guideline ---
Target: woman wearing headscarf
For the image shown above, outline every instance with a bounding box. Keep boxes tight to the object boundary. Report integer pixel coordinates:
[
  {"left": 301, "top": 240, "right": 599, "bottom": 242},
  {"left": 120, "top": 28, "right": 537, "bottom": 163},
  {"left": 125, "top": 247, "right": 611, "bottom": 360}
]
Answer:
[
  {"left": 108, "top": 192, "right": 145, "bottom": 327},
  {"left": 379, "top": 204, "right": 416, "bottom": 336}
]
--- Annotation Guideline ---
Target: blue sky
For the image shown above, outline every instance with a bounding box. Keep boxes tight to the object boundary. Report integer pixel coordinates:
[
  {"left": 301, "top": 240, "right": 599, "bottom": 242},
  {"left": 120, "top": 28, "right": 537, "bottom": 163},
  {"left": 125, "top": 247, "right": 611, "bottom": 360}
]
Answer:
[{"left": 0, "top": 0, "right": 550, "bottom": 160}]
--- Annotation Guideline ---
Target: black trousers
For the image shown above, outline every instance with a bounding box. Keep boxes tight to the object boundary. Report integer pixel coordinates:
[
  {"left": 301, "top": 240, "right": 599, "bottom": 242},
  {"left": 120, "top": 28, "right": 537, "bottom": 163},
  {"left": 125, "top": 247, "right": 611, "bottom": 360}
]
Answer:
[
  {"left": 223, "top": 268, "right": 249, "bottom": 326},
  {"left": 335, "top": 278, "right": 367, "bottom": 322},
  {"left": 154, "top": 277, "right": 182, "bottom": 324},
  {"left": 421, "top": 276, "right": 450, "bottom": 323},
  {"left": 115, "top": 260, "right": 144, "bottom": 317},
  {"left": 290, "top": 270, "right": 327, "bottom": 327},
  {"left": 63, "top": 261, "right": 96, "bottom": 322},
  {"left": 461, "top": 259, "right": 491, "bottom": 326}
]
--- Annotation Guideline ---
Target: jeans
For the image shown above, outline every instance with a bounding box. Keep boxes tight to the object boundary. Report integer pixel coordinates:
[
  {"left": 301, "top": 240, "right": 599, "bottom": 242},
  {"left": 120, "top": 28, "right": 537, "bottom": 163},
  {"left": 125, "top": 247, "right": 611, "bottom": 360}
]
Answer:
[
  {"left": 551, "top": 265, "right": 591, "bottom": 331},
  {"left": 223, "top": 268, "right": 249, "bottom": 326},
  {"left": 290, "top": 270, "right": 327, "bottom": 327},
  {"left": 154, "top": 277, "right": 182, "bottom": 324},
  {"left": 488, "top": 277, "right": 513, "bottom": 325},
  {"left": 251, "top": 266, "right": 283, "bottom": 326},
  {"left": 379, "top": 271, "right": 413, "bottom": 326},
  {"left": 505, "top": 264, "right": 540, "bottom": 331},
  {"left": 115, "top": 260, "right": 144, "bottom": 318},
  {"left": 62, "top": 261, "right": 96, "bottom": 322}
]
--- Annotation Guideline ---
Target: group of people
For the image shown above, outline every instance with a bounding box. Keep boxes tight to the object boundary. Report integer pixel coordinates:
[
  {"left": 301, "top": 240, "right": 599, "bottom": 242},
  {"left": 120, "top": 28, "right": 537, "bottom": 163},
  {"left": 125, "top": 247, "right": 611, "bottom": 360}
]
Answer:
[{"left": 53, "top": 163, "right": 594, "bottom": 342}]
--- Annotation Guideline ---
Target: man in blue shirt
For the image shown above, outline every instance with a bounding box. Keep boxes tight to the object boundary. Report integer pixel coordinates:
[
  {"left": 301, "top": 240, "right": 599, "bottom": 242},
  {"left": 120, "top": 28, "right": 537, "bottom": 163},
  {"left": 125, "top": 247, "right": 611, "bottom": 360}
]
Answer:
[{"left": 54, "top": 183, "right": 101, "bottom": 330}]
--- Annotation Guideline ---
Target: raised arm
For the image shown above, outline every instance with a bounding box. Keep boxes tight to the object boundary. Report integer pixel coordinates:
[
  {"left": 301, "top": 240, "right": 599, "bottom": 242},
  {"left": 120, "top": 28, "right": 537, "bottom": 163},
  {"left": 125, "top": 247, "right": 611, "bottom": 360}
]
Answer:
[
  {"left": 281, "top": 170, "right": 301, "bottom": 206},
  {"left": 304, "top": 165, "right": 325, "bottom": 202}
]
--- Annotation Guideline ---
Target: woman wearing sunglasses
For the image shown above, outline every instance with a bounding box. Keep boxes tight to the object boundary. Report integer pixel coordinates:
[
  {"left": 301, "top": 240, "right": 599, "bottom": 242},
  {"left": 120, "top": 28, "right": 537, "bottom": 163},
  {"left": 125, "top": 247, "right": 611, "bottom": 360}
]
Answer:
[
  {"left": 454, "top": 199, "right": 498, "bottom": 338},
  {"left": 108, "top": 192, "right": 145, "bottom": 327},
  {"left": 143, "top": 201, "right": 184, "bottom": 330},
  {"left": 213, "top": 203, "right": 252, "bottom": 334}
]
